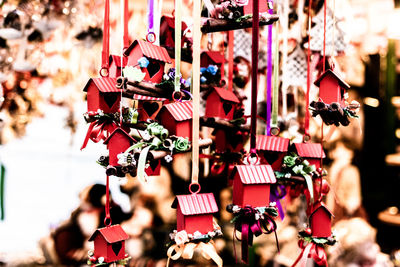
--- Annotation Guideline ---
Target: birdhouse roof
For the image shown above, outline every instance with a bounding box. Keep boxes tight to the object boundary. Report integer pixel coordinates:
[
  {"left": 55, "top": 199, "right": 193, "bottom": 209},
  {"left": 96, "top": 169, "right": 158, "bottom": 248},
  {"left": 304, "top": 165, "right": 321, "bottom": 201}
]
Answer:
[
  {"left": 89, "top": 224, "right": 129, "bottom": 243},
  {"left": 295, "top": 143, "right": 326, "bottom": 159},
  {"left": 201, "top": 51, "right": 225, "bottom": 64},
  {"left": 234, "top": 164, "right": 276, "bottom": 185},
  {"left": 204, "top": 87, "right": 239, "bottom": 103},
  {"left": 124, "top": 40, "right": 172, "bottom": 64},
  {"left": 163, "top": 101, "right": 192, "bottom": 121},
  {"left": 103, "top": 128, "right": 135, "bottom": 145},
  {"left": 172, "top": 193, "right": 218, "bottom": 215},
  {"left": 109, "top": 55, "right": 127, "bottom": 67},
  {"left": 256, "top": 135, "right": 290, "bottom": 152},
  {"left": 314, "top": 69, "right": 350, "bottom": 89},
  {"left": 310, "top": 201, "right": 334, "bottom": 218},
  {"left": 83, "top": 77, "right": 121, "bottom": 93},
  {"left": 161, "top": 15, "right": 188, "bottom": 30},
  {"left": 133, "top": 94, "right": 167, "bottom": 101}
]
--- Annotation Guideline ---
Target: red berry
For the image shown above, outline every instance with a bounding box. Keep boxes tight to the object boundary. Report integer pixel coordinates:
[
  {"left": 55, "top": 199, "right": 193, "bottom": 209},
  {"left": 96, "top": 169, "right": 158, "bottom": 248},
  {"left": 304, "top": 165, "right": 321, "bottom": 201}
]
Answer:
[{"left": 305, "top": 228, "right": 312, "bottom": 235}]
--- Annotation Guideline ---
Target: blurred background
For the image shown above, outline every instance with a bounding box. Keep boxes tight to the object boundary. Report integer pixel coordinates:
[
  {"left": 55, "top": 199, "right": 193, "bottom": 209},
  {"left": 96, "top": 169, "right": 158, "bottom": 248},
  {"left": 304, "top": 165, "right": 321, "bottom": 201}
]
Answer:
[{"left": 0, "top": 0, "right": 399, "bottom": 266}]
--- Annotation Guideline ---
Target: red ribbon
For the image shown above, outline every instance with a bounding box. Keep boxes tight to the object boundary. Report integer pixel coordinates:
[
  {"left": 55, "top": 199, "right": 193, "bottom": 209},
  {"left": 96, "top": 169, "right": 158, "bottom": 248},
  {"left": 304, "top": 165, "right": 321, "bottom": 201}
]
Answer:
[
  {"left": 81, "top": 121, "right": 117, "bottom": 150},
  {"left": 101, "top": 0, "right": 110, "bottom": 72},
  {"left": 292, "top": 240, "right": 327, "bottom": 267},
  {"left": 233, "top": 206, "right": 277, "bottom": 263}
]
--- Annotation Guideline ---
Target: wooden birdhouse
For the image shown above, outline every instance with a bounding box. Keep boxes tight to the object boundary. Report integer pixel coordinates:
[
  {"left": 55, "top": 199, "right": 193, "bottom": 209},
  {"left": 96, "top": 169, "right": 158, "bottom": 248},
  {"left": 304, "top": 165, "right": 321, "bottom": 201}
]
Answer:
[
  {"left": 243, "top": 0, "right": 269, "bottom": 15},
  {"left": 124, "top": 39, "right": 172, "bottom": 84},
  {"left": 133, "top": 94, "right": 167, "bottom": 121},
  {"left": 201, "top": 51, "right": 225, "bottom": 80},
  {"left": 88, "top": 224, "right": 129, "bottom": 263},
  {"left": 159, "top": 15, "right": 188, "bottom": 48},
  {"left": 83, "top": 77, "right": 121, "bottom": 113},
  {"left": 294, "top": 143, "right": 325, "bottom": 170},
  {"left": 214, "top": 129, "right": 246, "bottom": 153},
  {"left": 171, "top": 193, "right": 218, "bottom": 234},
  {"left": 314, "top": 69, "right": 350, "bottom": 106},
  {"left": 109, "top": 55, "right": 127, "bottom": 78},
  {"left": 256, "top": 135, "right": 290, "bottom": 171},
  {"left": 204, "top": 87, "right": 239, "bottom": 120},
  {"left": 309, "top": 202, "right": 333, "bottom": 237},
  {"left": 232, "top": 164, "right": 276, "bottom": 208},
  {"left": 104, "top": 128, "right": 135, "bottom": 167},
  {"left": 157, "top": 101, "right": 192, "bottom": 140}
]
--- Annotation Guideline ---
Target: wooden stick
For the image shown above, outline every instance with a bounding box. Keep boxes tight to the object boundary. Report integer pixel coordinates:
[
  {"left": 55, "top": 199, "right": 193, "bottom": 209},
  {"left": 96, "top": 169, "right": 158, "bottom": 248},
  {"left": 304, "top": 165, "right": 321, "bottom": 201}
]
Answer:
[
  {"left": 116, "top": 77, "right": 173, "bottom": 98},
  {"left": 201, "top": 14, "right": 279, "bottom": 33},
  {"left": 148, "top": 138, "right": 212, "bottom": 161},
  {"left": 200, "top": 117, "right": 250, "bottom": 132}
]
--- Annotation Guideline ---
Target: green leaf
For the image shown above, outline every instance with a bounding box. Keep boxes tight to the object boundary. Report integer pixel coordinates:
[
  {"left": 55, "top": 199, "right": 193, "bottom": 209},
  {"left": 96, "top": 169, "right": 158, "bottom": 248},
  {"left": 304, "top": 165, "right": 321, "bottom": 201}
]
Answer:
[
  {"left": 303, "top": 174, "right": 314, "bottom": 203},
  {"left": 313, "top": 238, "right": 328, "bottom": 244}
]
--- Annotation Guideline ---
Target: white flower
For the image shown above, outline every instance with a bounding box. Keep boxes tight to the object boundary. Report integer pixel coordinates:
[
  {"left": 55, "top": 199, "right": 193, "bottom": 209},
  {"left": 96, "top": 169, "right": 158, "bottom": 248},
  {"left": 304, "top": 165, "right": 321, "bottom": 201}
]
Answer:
[
  {"left": 163, "top": 74, "right": 169, "bottom": 80},
  {"left": 174, "top": 230, "right": 189, "bottom": 246},
  {"left": 98, "top": 257, "right": 104, "bottom": 264},
  {"left": 88, "top": 250, "right": 94, "bottom": 257},
  {"left": 208, "top": 231, "right": 216, "bottom": 237},
  {"left": 285, "top": 173, "right": 291, "bottom": 178},
  {"left": 164, "top": 154, "right": 173, "bottom": 163},
  {"left": 270, "top": 202, "right": 276, "bottom": 207},
  {"left": 232, "top": 205, "right": 241, "bottom": 213},
  {"left": 193, "top": 231, "right": 202, "bottom": 238},
  {"left": 255, "top": 213, "right": 261, "bottom": 220},
  {"left": 97, "top": 109, "right": 104, "bottom": 116}
]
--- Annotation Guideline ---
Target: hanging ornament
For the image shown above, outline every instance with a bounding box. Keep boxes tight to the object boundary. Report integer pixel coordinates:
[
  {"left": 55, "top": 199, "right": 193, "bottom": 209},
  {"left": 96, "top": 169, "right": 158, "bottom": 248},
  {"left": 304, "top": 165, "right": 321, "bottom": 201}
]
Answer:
[
  {"left": 256, "top": 135, "right": 290, "bottom": 171},
  {"left": 158, "top": 101, "right": 193, "bottom": 140},
  {"left": 204, "top": 87, "right": 239, "bottom": 120},
  {"left": 200, "top": 51, "right": 225, "bottom": 86},
  {"left": 284, "top": 45, "right": 308, "bottom": 88}
]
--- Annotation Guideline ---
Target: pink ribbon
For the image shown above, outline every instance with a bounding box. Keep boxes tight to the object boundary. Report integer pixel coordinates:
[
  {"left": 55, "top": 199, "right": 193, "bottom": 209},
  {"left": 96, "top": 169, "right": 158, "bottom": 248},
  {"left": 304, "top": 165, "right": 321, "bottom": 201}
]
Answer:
[
  {"left": 292, "top": 240, "right": 328, "bottom": 267},
  {"left": 81, "top": 121, "right": 118, "bottom": 150}
]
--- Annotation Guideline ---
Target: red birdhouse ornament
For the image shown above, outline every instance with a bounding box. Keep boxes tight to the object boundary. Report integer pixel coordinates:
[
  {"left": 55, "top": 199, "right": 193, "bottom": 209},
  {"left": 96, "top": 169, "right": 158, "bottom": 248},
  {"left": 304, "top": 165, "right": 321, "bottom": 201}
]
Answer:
[
  {"left": 157, "top": 101, "right": 193, "bottom": 140},
  {"left": 232, "top": 164, "right": 277, "bottom": 208},
  {"left": 123, "top": 40, "right": 172, "bottom": 84},
  {"left": 256, "top": 135, "right": 290, "bottom": 171},
  {"left": 204, "top": 87, "right": 239, "bottom": 120},
  {"left": 83, "top": 77, "right": 121, "bottom": 113},
  {"left": 160, "top": 15, "right": 188, "bottom": 48},
  {"left": 89, "top": 224, "right": 129, "bottom": 263},
  {"left": 201, "top": 51, "right": 225, "bottom": 80},
  {"left": 294, "top": 143, "right": 325, "bottom": 170},
  {"left": 104, "top": 128, "right": 135, "bottom": 167},
  {"left": 145, "top": 159, "right": 161, "bottom": 176},
  {"left": 133, "top": 94, "right": 167, "bottom": 121},
  {"left": 172, "top": 193, "right": 218, "bottom": 234},
  {"left": 309, "top": 202, "right": 334, "bottom": 238},
  {"left": 314, "top": 69, "right": 350, "bottom": 106},
  {"left": 108, "top": 55, "right": 127, "bottom": 78},
  {"left": 242, "top": 0, "right": 269, "bottom": 15}
]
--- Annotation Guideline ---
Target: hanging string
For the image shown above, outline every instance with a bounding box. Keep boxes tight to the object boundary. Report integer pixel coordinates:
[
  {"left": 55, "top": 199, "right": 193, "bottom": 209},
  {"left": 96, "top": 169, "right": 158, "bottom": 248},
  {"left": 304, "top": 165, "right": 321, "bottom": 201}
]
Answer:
[
  {"left": 123, "top": 0, "right": 129, "bottom": 49},
  {"left": 104, "top": 175, "right": 112, "bottom": 226},
  {"left": 228, "top": 31, "right": 234, "bottom": 91},
  {"left": 154, "top": 0, "right": 162, "bottom": 45},
  {"left": 322, "top": 0, "right": 326, "bottom": 72},
  {"left": 281, "top": 0, "right": 289, "bottom": 118},
  {"left": 331, "top": 0, "right": 336, "bottom": 59},
  {"left": 120, "top": 0, "right": 125, "bottom": 125},
  {"left": 148, "top": 0, "right": 155, "bottom": 40},
  {"left": 174, "top": 0, "right": 182, "bottom": 93},
  {"left": 271, "top": 18, "right": 280, "bottom": 130},
  {"left": 191, "top": 0, "right": 201, "bottom": 185},
  {"left": 250, "top": 0, "right": 260, "bottom": 153},
  {"left": 266, "top": 0, "right": 273, "bottom": 136},
  {"left": 304, "top": 0, "right": 312, "bottom": 139},
  {"left": 101, "top": 0, "right": 110, "bottom": 76}
]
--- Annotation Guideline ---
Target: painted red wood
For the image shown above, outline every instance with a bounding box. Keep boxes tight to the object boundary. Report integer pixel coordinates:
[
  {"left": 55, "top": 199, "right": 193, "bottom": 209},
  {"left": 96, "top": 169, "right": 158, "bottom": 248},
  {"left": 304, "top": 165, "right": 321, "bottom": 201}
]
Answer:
[
  {"left": 145, "top": 159, "right": 161, "bottom": 176},
  {"left": 256, "top": 135, "right": 289, "bottom": 171},
  {"left": 104, "top": 128, "right": 135, "bottom": 166},
  {"left": 201, "top": 51, "right": 225, "bottom": 79},
  {"left": 160, "top": 16, "right": 188, "bottom": 48},
  {"left": 83, "top": 78, "right": 121, "bottom": 113},
  {"left": 204, "top": 87, "right": 239, "bottom": 120},
  {"left": 309, "top": 202, "right": 333, "bottom": 237},
  {"left": 243, "top": 0, "right": 269, "bottom": 15},
  {"left": 314, "top": 69, "right": 350, "bottom": 106},
  {"left": 157, "top": 101, "right": 193, "bottom": 140},
  {"left": 109, "top": 55, "right": 127, "bottom": 78},
  {"left": 295, "top": 143, "right": 325, "bottom": 170}
]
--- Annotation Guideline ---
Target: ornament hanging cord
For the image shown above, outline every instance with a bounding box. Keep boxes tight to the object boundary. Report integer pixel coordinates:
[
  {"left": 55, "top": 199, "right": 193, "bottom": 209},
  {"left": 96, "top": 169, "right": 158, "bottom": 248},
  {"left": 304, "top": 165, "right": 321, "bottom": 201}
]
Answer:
[
  {"left": 190, "top": 0, "right": 201, "bottom": 187},
  {"left": 100, "top": 0, "right": 110, "bottom": 77},
  {"left": 174, "top": 0, "right": 182, "bottom": 97},
  {"left": 250, "top": 0, "right": 260, "bottom": 155},
  {"left": 271, "top": 10, "right": 280, "bottom": 134},
  {"left": 266, "top": 1, "right": 273, "bottom": 136},
  {"left": 304, "top": 0, "right": 312, "bottom": 140}
]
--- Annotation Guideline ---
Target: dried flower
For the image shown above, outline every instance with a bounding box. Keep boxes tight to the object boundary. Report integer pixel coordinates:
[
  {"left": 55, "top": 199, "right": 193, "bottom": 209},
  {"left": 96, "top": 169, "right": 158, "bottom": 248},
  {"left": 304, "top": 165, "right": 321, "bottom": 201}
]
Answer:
[
  {"left": 174, "top": 230, "right": 189, "bottom": 246},
  {"left": 138, "top": 57, "right": 149, "bottom": 68}
]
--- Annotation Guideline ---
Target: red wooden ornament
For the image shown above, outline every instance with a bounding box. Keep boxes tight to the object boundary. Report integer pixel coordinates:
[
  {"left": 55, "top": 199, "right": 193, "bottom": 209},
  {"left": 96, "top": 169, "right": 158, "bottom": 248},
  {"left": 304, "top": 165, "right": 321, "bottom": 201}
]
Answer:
[
  {"left": 201, "top": 51, "right": 225, "bottom": 80},
  {"left": 104, "top": 128, "right": 135, "bottom": 167},
  {"left": 145, "top": 159, "right": 161, "bottom": 176},
  {"left": 172, "top": 193, "right": 218, "bottom": 234},
  {"left": 243, "top": 0, "right": 269, "bottom": 15},
  {"left": 232, "top": 165, "right": 277, "bottom": 207},
  {"left": 124, "top": 40, "right": 172, "bottom": 84},
  {"left": 157, "top": 101, "right": 192, "bottom": 140},
  {"left": 109, "top": 55, "right": 127, "bottom": 78},
  {"left": 133, "top": 94, "right": 167, "bottom": 121},
  {"left": 89, "top": 224, "right": 129, "bottom": 263},
  {"left": 204, "top": 87, "right": 239, "bottom": 120},
  {"left": 294, "top": 143, "right": 325, "bottom": 170},
  {"left": 314, "top": 69, "right": 350, "bottom": 106},
  {"left": 309, "top": 202, "right": 334, "bottom": 237},
  {"left": 160, "top": 15, "right": 188, "bottom": 48},
  {"left": 256, "top": 135, "right": 290, "bottom": 171},
  {"left": 83, "top": 77, "right": 121, "bottom": 113}
]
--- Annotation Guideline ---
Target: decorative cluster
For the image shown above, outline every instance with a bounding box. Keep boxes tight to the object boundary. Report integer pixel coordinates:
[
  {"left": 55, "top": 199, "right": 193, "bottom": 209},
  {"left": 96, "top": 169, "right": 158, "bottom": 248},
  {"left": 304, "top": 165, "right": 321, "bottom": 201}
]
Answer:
[
  {"left": 309, "top": 101, "right": 360, "bottom": 127},
  {"left": 87, "top": 250, "right": 131, "bottom": 266},
  {"left": 200, "top": 65, "right": 221, "bottom": 85},
  {"left": 275, "top": 153, "right": 326, "bottom": 180},
  {"left": 169, "top": 227, "right": 223, "bottom": 246},
  {"left": 226, "top": 203, "right": 279, "bottom": 220},
  {"left": 83, "top": 107, "right": 139, "bottom": 125},
  {"left": 298, "top": 228, "right": 337, "bottom": 246},
  {"left": 156, "top": 68, "right": 190, "bottom": 91}
]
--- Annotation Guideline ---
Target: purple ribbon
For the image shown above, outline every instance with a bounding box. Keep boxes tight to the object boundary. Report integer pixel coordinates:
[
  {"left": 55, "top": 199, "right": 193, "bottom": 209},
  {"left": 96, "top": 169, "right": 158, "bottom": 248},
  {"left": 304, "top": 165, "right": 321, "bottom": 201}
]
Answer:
[
  {"left": 270, "top": 184, "right": 287, "bottom": 220},
  {"left": 234, "top": 206, "right": 277, "bottom": 263},
  {"left": 266, "top": 1, "right": 273, "bottom": 135},
  {"left": 148, "top": 0, "right": 154, "bottom": 32}
]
